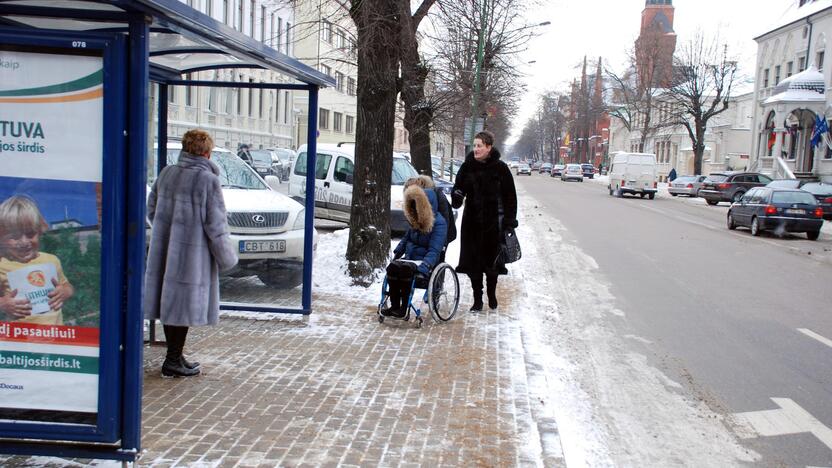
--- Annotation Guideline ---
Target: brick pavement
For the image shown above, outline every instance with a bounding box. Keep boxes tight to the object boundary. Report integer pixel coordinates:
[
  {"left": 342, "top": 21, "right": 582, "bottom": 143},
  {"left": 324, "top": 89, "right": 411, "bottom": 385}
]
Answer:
[
  {"left": 138, "top": 276, "right": 561, "bottom": 467},
  {"left": 1, "top": 275, "right": 565, "bottom": 467}
]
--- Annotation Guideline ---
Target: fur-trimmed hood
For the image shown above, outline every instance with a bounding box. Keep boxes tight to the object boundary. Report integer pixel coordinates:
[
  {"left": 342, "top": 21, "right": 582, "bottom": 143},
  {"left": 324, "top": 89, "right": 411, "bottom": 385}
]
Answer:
[{"left": 403, "top": 185, "right": 436, "bottom": 233}]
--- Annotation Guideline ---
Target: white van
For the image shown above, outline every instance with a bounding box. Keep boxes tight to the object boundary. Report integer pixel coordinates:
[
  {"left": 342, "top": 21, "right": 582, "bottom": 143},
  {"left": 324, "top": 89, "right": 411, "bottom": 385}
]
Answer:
[
  {"left": 288, "top": 143, "right": 420, "bottom": 232},
  {"left": 608, "top": 152, "right": 658, "bottom": 199}
]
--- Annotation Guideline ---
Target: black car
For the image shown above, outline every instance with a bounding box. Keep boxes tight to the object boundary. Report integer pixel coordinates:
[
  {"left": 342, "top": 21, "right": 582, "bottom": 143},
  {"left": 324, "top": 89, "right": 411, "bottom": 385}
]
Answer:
[
  {"left": 699, "top": 172, "right": 773, "bottom": 205},
  {"left": 727, "top": 187, "right": 824, "bottom": 240},
  {"left": 580, "top": 163, "right": 595, "bottom": 179},
  {"left": 767, "top": 179, "right": 832, "bottom": 220}
]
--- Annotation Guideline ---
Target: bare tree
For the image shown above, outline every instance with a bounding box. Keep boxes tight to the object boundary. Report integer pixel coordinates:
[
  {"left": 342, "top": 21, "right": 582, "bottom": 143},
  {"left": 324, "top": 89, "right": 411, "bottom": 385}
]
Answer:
[
  {"left": 666, "top": 31, "right": 737, "bottom": 175},
  {"left": 607, "top": 27, "right": 676, "bottom": 152}
]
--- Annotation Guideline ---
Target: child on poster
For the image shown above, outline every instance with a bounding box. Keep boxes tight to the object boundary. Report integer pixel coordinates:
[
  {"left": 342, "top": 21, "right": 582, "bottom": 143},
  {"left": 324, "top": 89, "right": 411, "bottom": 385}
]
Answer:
[{"left": 0, "top": 195, "right": 74, "bottom": 325}]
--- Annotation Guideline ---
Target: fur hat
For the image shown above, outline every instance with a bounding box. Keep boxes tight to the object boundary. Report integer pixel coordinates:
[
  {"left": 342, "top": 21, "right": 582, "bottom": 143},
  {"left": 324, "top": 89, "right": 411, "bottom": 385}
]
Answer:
[
  {"left": 403, "top": 185, "right": 434, "bottom": 233},
  {"left": 404, "top": 175, "right": 436, "bottom": 190}
]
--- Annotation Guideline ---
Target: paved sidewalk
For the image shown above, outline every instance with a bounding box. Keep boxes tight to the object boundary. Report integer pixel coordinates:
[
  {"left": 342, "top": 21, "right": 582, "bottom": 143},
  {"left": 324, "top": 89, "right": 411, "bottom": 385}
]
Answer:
[{"left": 134, "top": 280, "right": 563, "bottom": 467}]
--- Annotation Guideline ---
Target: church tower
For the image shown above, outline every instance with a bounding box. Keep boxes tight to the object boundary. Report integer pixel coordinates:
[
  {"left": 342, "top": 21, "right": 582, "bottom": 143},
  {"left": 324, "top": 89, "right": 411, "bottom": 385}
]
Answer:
[{"left": 636, "top": 0, "right": 676, "bottom": 87}]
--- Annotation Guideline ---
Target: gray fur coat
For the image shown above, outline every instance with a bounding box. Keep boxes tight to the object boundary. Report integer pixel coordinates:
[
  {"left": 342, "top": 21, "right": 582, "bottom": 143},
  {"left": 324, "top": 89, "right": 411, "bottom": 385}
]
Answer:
[{"left": 144, "top": 152, "right": 238, "bottom": 326}]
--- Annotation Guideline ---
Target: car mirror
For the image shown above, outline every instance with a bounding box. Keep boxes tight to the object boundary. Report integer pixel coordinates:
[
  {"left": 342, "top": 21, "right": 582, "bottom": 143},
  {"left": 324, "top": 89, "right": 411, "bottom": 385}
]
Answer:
[
  {"left": 345, "top": 173, "right": 354, "bottom": 185},
  {"left": 264, "top": 175, "right": 281, "bottom": 191}
]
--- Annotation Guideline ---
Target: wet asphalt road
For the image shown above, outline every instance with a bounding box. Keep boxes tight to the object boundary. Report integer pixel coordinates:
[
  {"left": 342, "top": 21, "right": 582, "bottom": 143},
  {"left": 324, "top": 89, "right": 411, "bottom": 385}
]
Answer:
[{"left": 519, "top": 173, "right": 832, "bottom": 466}]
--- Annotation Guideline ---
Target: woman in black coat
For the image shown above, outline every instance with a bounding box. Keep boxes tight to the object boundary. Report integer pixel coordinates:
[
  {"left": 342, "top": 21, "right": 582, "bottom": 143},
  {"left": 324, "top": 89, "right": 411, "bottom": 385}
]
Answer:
[{"left": 451, "top": 131, "right": 518, "bottom": 311}]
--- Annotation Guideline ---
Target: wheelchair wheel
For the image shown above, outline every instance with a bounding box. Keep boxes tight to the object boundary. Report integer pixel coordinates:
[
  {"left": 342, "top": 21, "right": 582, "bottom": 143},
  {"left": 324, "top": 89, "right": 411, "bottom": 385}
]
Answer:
[{"left": 427, "top": 263, "right": 459, "bottom": 322}]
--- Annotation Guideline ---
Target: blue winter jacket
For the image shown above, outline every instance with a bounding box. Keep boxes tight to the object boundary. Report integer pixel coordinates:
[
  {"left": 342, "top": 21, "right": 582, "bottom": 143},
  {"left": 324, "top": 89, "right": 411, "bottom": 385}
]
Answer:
[{"left": 393, "top": 187, "right": 448, "bottom": 276}]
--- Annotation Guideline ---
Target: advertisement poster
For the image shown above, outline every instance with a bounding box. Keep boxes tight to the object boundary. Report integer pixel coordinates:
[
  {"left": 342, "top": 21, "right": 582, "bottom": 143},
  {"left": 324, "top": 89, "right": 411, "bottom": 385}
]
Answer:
[{"left": 0, "top": 49, "right": 103, "bottom": 423}]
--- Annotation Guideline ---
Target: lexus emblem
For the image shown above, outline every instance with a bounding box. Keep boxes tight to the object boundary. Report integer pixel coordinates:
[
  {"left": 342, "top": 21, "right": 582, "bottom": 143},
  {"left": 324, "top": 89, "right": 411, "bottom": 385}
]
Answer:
[{"left": 252, "top": 214, "right": 266, "bottom": 223}]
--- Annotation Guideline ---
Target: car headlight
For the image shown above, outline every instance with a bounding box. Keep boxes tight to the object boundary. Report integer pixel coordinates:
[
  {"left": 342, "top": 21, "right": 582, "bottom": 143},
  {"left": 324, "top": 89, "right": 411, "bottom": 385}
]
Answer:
[{"left": 293, "top": 209, "right": 305, "bottom": 230}]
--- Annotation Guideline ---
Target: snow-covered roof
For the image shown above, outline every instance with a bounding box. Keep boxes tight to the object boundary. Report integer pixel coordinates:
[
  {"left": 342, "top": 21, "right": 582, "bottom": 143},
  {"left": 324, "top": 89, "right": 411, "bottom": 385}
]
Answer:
[
  {"left": 755, "top": 0, "right": 832, "bottom": 40},
  {"left": 763, "top": 65, "right": 826, "bottom": 105}
]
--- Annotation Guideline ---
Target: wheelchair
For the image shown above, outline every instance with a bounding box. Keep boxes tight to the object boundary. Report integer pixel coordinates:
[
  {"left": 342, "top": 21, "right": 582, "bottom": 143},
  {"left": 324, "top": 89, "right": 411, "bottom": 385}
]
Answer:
[{"left": 377, "top": 259, "right": 460, "bottom": 328}]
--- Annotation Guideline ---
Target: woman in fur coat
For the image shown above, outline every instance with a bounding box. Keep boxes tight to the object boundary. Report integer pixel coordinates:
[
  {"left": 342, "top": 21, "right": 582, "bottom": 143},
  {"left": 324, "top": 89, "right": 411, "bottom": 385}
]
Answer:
[
  {"left": 382, "top": 183, "right": 448, "bottom": 318},
  {"left": 451, "top": 130, "right": 517, "bottom": 311},
  {"left": 145, "top": 129, "right": 238, "bottom": 377}
]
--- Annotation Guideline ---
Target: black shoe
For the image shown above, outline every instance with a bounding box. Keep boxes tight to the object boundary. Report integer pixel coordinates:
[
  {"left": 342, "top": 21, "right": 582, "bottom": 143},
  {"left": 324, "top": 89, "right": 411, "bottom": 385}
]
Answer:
[
  {"left": 391, "top": 307, "right": 407, "bottom": 319},
  {"left": 488, "top": 295, "right": 498, "bottom": 310},
  {"left": 162, "top": 358, "right": 200, "bottom": 377},
  {"left": 380, "top": 306, "right": 398, "bottom": 317},
  {"left": 470, "top": 299, "right": 483, "bottom": 312},
  {"left": 181, "top": 356, "right": 200, "bottom": 370}
]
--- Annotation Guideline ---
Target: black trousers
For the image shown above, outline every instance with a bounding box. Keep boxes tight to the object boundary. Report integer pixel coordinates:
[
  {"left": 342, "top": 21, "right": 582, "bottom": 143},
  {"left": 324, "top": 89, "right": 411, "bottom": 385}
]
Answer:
[
  {"left": 467, "top": 269, "right": 498, "bottom": 298},
  {"left": 163, "top": 325, "right": 189, "bottom": 362},
  {"left": 386, "top": 261, "right": 417, "bottom": 309}
]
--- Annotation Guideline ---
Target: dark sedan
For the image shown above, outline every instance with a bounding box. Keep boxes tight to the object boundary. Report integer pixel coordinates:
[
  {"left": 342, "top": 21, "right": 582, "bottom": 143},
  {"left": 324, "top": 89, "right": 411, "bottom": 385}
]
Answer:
[
  {"left": 539, "top": 163, "right": 553, "bottom": 174},
  {"left": 766, "top": 179, "right": 832, "bottom": 220},
  {"left": 580, "top": 163, "right": 595, "bottom": 179},
  {"left": 699, "top": 172, "right": 773, "bottom": 205},
  {"left": 727, "top": 187, "right": 824, "bottom": 240}
]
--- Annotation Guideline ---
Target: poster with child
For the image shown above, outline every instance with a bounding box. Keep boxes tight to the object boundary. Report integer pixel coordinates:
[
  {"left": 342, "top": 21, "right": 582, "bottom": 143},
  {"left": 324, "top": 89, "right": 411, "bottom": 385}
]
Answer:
[{"left": 0, "top": 49, "right": 103, "bottom": 423}]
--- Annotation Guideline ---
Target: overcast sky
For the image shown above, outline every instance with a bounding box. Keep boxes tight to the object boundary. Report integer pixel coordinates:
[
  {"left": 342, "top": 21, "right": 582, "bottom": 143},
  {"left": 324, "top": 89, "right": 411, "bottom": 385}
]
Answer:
[{"left": 507, "top": 0, "right": 793, "bottom": 144}]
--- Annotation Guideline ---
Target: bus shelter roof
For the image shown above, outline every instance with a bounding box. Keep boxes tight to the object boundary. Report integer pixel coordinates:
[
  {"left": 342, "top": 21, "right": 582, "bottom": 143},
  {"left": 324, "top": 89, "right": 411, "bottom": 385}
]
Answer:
[{"left": 0, "top": 0, "right": 335, "bottom": 87}]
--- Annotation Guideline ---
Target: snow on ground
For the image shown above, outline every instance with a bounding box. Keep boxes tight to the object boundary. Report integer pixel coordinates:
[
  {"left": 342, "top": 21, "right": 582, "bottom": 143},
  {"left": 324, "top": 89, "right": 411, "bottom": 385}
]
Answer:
[{"left": 511, "top": 183, "right": 759, "bottom": 466}]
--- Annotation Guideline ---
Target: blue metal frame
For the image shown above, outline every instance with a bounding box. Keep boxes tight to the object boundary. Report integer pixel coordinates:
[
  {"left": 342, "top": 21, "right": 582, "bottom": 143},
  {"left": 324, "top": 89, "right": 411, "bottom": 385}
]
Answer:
[{"left": 0, "top": 29, "right": 128, "bottom": 445}]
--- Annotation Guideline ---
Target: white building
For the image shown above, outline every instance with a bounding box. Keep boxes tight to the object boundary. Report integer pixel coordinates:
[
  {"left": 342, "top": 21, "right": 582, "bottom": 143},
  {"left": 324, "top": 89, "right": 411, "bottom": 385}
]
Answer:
[
  {"left": 750, "top": 0, "right": 832, "bottom": 181},
  {"left": 160, "top": 0, "right": 299, "bottom": 151},
  {"left": 292, "top": 2, "right": 358, "bottom": 147}
]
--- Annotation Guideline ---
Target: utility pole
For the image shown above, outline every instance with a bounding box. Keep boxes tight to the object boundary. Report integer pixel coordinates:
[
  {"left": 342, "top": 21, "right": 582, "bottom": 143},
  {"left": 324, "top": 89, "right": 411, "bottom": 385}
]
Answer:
[{"left": 467, "top": 0, "right": 490, "bottom": 153}]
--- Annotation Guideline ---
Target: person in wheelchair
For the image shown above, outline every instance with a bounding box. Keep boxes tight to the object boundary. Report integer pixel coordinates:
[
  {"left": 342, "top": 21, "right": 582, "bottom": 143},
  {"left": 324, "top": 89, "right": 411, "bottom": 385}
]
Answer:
[{"left": 381, "top": 181, "right": 448, "bottom": 319}]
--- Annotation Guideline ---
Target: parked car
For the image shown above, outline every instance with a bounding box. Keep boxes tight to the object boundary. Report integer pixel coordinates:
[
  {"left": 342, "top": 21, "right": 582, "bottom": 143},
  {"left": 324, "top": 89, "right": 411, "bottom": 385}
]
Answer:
[
  {"left": 152, "top": 142, "right": 314, "bottom": 288},
  {"left": 561, "top": 164, "right": 584, "bottom": 182},
  {"left": 766, "top": 179, "right": 832, "bottom": 220},
  {"left": 580, "top": 163, "right": 595, "bottom": 179},
  {"left": 531, "top": 161, "right": 542, "bottom": 172},
  {"left": 699, "top": 172, "right": 772, "bottom": 205},
  {"left": 550, "top": 164, "right": 565, "bottom": 177},
  {"left": 288, "top": 143, "right": 419, "bottom": 233},
  {"left": 668, "top": 175, "right": 707, "bottom": 197},
  {"left": 508, "top": 160, "right": 519, "bottom": 169},
  {"left": 516, "top": 163, "right": 532, "bottom": 176},
  {"left": 727, "top": 187, "right": 824, "bottom": 240},
  {"left": 267, "top": 147, "right": 295, "bottom": 181},
  {"left": 539, "top": 163, "right": 553, "bottom": 174},
  {"left": 607, "top": 152, "right": 657, "bottom": 198}
]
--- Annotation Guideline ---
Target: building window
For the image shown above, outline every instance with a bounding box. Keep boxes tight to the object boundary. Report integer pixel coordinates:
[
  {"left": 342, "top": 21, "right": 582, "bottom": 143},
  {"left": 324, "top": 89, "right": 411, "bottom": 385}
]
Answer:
[
  {"left": 787, "top": 61, "right": 793, "bottom": 77},
  {"left": 347, "top": 77, "right": 356, "bottom": 96},
  {"left": 336, "top": 29, "right": 346, "bottom": 49},
  {"left": 763, "top": 69, "right": 769, "bottom": 88},
  {"left": 285, "top": 22, "right": 291, "bottom": 55},
  {"left": 259, "top": 81, "right": 265, "bottom": 118},
  {"left": 249, "top": 0, "right": 255, "bottom": 36},
  {"left": 283, "top": 90, "right": 291, "bottom": 124},
  {"left": 321, "top": 20, "right": 332, "bottom": 43},
  {"left": 206, "top": 0, "right": 213, "bottom": 16},
  {"left": 799, "top": 56, "right": 806, "bottom": 71},
  {"left": 817, "top": 50, "right": 825, "bottom": 71},
  {"left": 333, "top": 112, "right": 343, "bottom": 132},
  {"left": 208, "top": 85, "right": 218, "bottom": 112},
  {"left": 237, "top": 0, "right": 243, "bottom": 31},
  {"left": 346, "top": 115, "right": 354, "bottom": 133},
  {"left": 774, "top": 65, "right": 781, "bottom": 85},
  {"left": 248, "top": 78, "right": 255, "bottom": 116},
  {"left": 319, "top": 108, "right": 329, "bottom": 130},
  {"left": 260, "top": 6, "right": 266, "bottom": 42},
  {"left": 236, "top": 75, "right": 243, "bottom": 114},
  {"left": 223, "top": 0, "right": 229, "bottom": 24},
  {"left": 335, "top": 72, "right": 345, "bottom": 93},
  {"left": 185, "top": 73, "right": 194, "bottom": 106},
  {"left": 320, "top": 64, "right": 331, "bottom": 76}
]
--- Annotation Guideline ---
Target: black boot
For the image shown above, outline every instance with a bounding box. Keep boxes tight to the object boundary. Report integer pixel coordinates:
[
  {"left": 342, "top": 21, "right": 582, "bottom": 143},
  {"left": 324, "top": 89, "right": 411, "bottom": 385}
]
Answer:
[
  {"left": 487, "top": 274, "right": 498, "bottom": 310},
  {"left": 468, "top": 273, "right": 484, "bottom": 312},
  {"left": 162, "top": 325, "right": 200, "bottom": 377},
  {"left": 180, "top": 356, "right": 200, "bottom": 370}
]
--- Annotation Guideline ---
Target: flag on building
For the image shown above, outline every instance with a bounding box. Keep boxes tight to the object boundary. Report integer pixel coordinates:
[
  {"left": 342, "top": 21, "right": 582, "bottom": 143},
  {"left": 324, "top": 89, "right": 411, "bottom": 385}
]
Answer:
[{"left": 811, "top": 115, "right": 829, "bottom": 148}]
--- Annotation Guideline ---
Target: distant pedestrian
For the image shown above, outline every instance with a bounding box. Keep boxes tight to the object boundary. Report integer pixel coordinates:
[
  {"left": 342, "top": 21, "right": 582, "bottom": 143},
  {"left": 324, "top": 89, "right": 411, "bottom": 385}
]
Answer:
[
  {"left": 668, "top": 167, "right": 677, "bottom": 182},
  {"left": 145, "top": 129, "right": 238, "bottom": 378},
  {"left": 451, "top": 131, "right": 517, "bottom": 312}
]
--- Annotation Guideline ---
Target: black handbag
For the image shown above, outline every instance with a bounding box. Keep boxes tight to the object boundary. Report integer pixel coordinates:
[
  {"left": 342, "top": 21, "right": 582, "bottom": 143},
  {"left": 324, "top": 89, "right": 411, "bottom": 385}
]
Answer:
[{"left": 495, "top": 181, "right": 521, "bottom": 267}]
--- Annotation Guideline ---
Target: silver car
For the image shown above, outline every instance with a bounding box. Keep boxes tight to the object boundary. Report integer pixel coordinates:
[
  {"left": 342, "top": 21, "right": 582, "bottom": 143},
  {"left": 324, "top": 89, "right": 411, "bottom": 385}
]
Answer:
[
  {"left": 668, "top": 175, "right": 707, "bottom": 197},
  {"left": 561, "top": 164, "right": 583, "bottom": 182},
  {"left": 517, "top": 164, "right": 532, "bottom": 175}
]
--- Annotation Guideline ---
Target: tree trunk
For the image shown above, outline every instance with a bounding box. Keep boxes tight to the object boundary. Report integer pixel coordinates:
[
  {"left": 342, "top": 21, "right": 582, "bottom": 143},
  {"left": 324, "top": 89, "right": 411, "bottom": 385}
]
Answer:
[
  {"left": 397, "top": 0, "right": 433, "bottom": 176},
  {"left": 346, "top": 0, "right": 400, "bottom": 285},
  {"left": 693, "top": 127, "right": 706, "bottom": 176}
]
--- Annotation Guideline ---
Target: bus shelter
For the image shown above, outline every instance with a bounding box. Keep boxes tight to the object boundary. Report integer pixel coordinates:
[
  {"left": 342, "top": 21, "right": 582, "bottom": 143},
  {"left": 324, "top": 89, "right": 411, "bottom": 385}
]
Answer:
[{"left": 0, "top": 0, "right": 331, "bottom": 462}]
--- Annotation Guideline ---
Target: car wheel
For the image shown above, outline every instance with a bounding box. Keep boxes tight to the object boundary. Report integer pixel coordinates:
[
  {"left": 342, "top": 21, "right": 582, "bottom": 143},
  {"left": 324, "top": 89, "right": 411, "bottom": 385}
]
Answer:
[
  {"left": 807, "top": 230, "right": 820, "bottom": 241},
  {"left": 670, "top": 193, "right": 678, "bottom": 196},
  {"left": 727, "top": 212, "right": 736, "bottom": 230},
  {"left": 750, "top": 217, "right": 761, "bottom": 236},
  {"left": 258, "top": 269, "right": 304, "bottom": 289},
  {"left": 732, "top": 191, "right": 745, "bottom": 203},
  {"left": 706, "top": 199, "right": 718, "bottom": 206},
  {"left": 648, "top": 193, "right": 655, "bottom": 200},
  {"left": 639, "top": 193, "right": 645, "bottom": 198}
]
